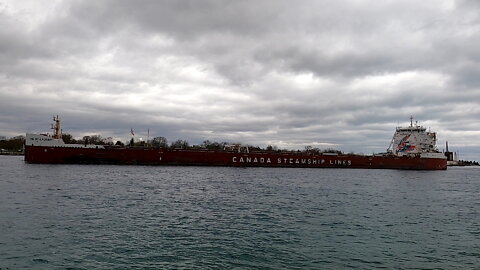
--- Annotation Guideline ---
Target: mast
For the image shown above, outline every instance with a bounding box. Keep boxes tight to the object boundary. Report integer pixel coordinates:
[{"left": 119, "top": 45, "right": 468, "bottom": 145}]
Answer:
[{"left": 51, "top": 115, "right": 62, "bottom": 139}]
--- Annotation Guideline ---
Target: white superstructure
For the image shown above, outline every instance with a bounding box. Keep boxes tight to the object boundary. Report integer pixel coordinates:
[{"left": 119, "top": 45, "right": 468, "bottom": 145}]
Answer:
[
  {"left": 388, "top": 117, "right": 445, "bottom": 159},
  {"left": 25, "top": 133, "right": 103, "bottom": 149},
  {"left": 26, "top": 116, "right": 104, "bottom": 149}
]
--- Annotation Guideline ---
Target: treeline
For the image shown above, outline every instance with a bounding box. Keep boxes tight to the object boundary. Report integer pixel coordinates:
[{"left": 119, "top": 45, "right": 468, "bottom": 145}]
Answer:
[
  {"left": 0, "top": 136, "right": 25, "bottom": 152},
  {"left": 61, "top": 134, "right": 124, "bottom": 146},
  {"left": 145, "top": 137, "right": 343, "bottom": 154},
  {"left": 63, "top": 133, "right": 345, "bottom": 154},
  {"left": 0, "top": 133, "right": 343, "bottom": 155},
  {"left": 457, "top": 160, "right": 480, "bottom": 166}
]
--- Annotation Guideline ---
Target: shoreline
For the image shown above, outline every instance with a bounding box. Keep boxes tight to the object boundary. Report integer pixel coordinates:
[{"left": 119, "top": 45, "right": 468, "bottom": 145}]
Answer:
[{"left": 0, "top": 152, "right": 23, "bottom": 156}]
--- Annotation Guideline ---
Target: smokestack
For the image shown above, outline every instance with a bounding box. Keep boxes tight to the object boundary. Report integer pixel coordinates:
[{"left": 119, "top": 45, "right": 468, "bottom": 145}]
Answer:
[{"left": 446, "top": 141, "right": 449, "bottom": 152}]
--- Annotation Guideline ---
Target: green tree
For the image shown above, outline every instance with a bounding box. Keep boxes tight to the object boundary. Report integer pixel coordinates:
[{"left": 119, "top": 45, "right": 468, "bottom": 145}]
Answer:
[{"left": 0, "top": 136, "right": 25, "bottom": 151}]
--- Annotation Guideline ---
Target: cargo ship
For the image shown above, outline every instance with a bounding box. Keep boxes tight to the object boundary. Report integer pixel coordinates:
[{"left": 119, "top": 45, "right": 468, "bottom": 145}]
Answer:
[{"left": 24, "top": 116, "right": 447, "bottom": 170}]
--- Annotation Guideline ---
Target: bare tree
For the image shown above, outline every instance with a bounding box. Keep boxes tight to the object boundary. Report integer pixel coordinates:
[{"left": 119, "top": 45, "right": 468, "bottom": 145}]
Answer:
[
  {"left": 152, "top": 136, "right": 168, "bottom": 148},
  {"left": 171, "top": 139, "right": 189, "bottom": 149}
]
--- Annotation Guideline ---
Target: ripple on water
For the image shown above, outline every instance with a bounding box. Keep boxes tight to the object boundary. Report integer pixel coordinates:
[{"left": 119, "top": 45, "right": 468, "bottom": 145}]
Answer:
[{"left": 0, "top": 158, "right": 479, "bottom": 269}]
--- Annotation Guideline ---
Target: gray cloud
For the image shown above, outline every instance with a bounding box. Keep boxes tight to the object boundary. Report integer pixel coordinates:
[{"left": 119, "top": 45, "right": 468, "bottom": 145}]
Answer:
[{"left": 1, "top": 0, "right": 480, "bottom": 161}]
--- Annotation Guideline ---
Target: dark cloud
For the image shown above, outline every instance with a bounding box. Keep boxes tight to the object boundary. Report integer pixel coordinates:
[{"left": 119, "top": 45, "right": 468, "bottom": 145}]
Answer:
[{"left": 1, "top": 0, "right": 480, "bottom": 161}]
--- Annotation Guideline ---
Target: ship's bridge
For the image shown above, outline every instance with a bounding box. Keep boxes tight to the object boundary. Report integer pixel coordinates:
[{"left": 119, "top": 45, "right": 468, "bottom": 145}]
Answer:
[{"left": 396, "top": 126, "right": 426, "bottom": 132}]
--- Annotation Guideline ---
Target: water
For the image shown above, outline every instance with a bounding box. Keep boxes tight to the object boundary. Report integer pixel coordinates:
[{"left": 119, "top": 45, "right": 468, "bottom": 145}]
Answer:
[{"left": 0, "top": 155, "right": 479, "bottom": 269}]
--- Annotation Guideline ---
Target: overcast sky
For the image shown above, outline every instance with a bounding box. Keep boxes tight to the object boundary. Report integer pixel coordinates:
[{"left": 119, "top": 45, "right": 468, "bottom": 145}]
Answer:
[{"left": 1, "top": 0, "right": 479, "bottom": 160}]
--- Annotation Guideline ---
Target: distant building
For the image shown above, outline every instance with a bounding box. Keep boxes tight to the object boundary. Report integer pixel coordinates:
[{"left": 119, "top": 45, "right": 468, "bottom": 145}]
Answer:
[
  {"left": 0, "top": 136, "right": 6, "bottom": 141},
  {"left": 444, "top": 141, "right": 455, "bottom": 161},
  {"left": 444, "top": 141, "right": 460, "bottom": 166}
]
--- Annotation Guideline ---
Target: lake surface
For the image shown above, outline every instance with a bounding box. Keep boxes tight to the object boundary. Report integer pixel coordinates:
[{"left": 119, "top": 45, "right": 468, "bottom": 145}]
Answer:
[{"left": 0, "top": 155, "right": 479, "bottom": 269}]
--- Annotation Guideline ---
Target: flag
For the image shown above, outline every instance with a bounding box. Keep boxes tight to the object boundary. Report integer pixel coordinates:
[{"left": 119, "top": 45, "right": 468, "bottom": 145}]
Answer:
[{"left": 131, "top": 128, "right": 134, "bottom": 136}]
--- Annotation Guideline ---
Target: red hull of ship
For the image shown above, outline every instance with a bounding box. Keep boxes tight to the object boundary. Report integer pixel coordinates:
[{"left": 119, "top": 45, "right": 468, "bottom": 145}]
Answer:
[{"left": 24, "top": 146, "right": 447, "bottom": 170}]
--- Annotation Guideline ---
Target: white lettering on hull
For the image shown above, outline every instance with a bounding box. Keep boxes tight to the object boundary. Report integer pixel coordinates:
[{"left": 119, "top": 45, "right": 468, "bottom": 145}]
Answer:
[
  {"left": 233, "top": 155, "right": 352, "bottom": 166},
  {"left": 233, "top": 156, "right": 272, "bottom": 164}
]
